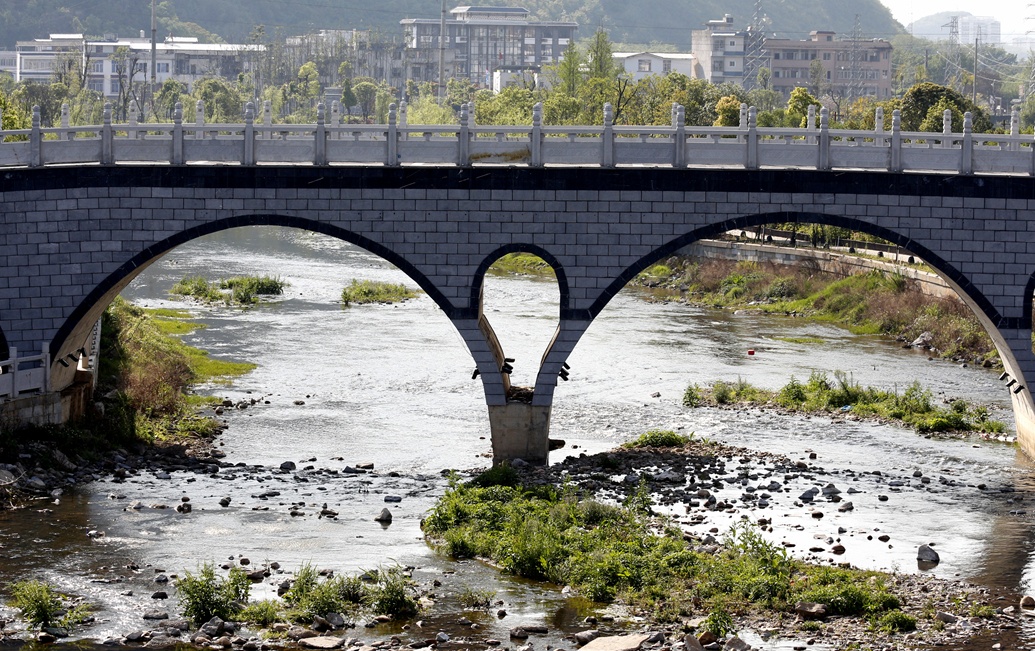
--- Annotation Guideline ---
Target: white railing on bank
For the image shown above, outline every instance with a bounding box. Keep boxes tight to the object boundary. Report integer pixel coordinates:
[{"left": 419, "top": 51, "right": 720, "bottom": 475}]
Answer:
[
  {"left": 0, "top": 99, "right": 1032, "bottom": 176},
  {"left": 0, "top": 347, "right": 50, "bottom": 400}
]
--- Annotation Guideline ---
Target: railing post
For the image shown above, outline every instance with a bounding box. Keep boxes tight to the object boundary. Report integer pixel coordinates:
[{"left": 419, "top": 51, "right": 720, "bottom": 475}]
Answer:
[
  {"left": 1010, "top": 108, "right": 1020, "bottom": 152},
  {"left": 263, "top": 100, "right": 272, "bottom": 139},
  {"left": 314, "top": 102, "right": 327, "bottom": 166},
  {"left": 172, "top": 102, "right": 184, "bottom": 165},
  {"left": 874, "top": 106, "right": 884, "bottom": 147},
  {"left": 41, "top": 342, "right": 50, "bottom": 393},
  {"left": 942, "top": 109, "right": 952, "bottom": 148},
  {"left": 387, "top": 102, "right": 399, "bottom": 167},
  {"left": 673, "top": 103, "right": 685, "bottom": 168},
  {"left": 195, "top": 100, "right": 206, "bottom": 139},
  {"left": 243, "top": 102, "right": 255, "bottom": 165},
  {"left": 330, "top": 100, "right": 341, "bottom": 140},
  {"left": 739, "top": 102, "right": 748, "bottom": 133},
  {"left": 746, "top": 106, "right": 758, "bottom": 170},
  {"left": 60, "top": 103, "right": 71, "bottom": 140},
  {"left": 29, "top": 105, "right": 42, "bottom": 167},
  {"left": 531, "top": 102, "right": 543, "bottom": 167},
  {"left": 128, "top": 99, "right": 139, "bottom": 135},
  {"left": 961, "top": 111, "right": 973, "bottom": 175},
  {"left": 399, "top": 99, "right": 407, "bottom": 141},
  {"left": 458, "top": 103, "right": 470, "bottom": 166},
  {"left": 890, "top": 109, "right": 902, "bottom": 172},
  {"left": 806, "top": 105, "right": 816, "bottom": 144},
  {"left": 101, "top": 102, "right": 113, "bottom": 164},
  {"left": 0, "top": 106, "right": 4, "bottom": 143},
  {"left": 818, "top": 107, "right": 830, "bottom": 171},
  {"left": 602, "top": 102, "right": 614, "bottom": 168}
]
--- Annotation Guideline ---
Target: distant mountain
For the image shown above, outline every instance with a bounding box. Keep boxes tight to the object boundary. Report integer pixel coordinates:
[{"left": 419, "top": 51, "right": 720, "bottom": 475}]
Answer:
[{"left": 0, "top": 0, "right": 903, "bottom": 51}]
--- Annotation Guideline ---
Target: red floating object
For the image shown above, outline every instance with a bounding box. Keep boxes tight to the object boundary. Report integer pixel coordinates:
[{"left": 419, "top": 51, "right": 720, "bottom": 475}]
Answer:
[{"left": 747, "top": 349, "right": 755, "bottom": 355}]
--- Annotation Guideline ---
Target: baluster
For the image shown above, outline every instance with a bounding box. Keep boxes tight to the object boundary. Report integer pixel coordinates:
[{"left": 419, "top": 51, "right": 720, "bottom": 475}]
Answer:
[
  {"left": 818, "top": 107, "right": 830, "bottom": 171},
  {"left": 30, "top": 105, "right": 42, "bottom": 167},
  {"left": 673, "top": 103, "right": 685, "bottom": 168},
  {"left": 315, "top": 102, "right": 327, "bottom": 166},
  {"left": 890, "top": 109, "right": 902, "bottom": 172},
  {"left": 60, "top": 103, "right": 71, "bottom": 141},
  {"left": 873, "top": 107, "right": 884, "bottom": 147},
  {"left": 101, "top": 102, "right": 113, "bottom": 164},
  {"left": 531, "top": 102, "right": 543, "bottom": 167},
  {"left": 602, "top": 102, "right": 614, "bottom": 168},
  {"left": 0, "top": 105, "right": 4, "bottom": 143},
  {"left": 330, "top": 100, "right": 341, "bottom": 140},
  {"left": 458, "top": 103, "right": 469, "bottom": 166},
  {"left": 387, "top": 102, "right": 399, "bottom": 166},
  {"left": 807, "top": 105, "right": 816, "bottom": 145},
  {"left": 172, "top": 102, "right": 184, "bottom": 164},
  {"left": 1010, "top": 108, "right": 1020, "bottom": 152},
  {"left": 961, "top": 111, "right": 973, "bottom": 175},
  {"left": 942, "top": 109, "right": 952, "bottom": 148},
  {"left": 399, "top": 99, "right": 408, "bottom": 143},
  {"left": 263, "top": 100, "right": 272, "bottom": 139},
  {"left": 195, "top": 100, "right": 206, "bottom": 139},
  {"left": 746, "top": 106, "right": 758, "bottom": 170},
  {"left": 243, "top": 102, "right": 255, "bottom": 165}
]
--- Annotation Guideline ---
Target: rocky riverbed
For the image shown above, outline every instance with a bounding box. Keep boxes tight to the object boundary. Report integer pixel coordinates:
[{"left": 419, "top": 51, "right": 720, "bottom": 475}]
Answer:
[{"left": 1, "top": 403, "right": 1033, "bottom": 651}]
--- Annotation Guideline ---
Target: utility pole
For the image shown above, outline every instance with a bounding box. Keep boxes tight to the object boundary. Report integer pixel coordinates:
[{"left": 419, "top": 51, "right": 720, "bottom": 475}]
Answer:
[
  {"left": 973, "top": 34, "right": 979, "bottom": 107},
  {"left": 437, "top": 0, "right": 446, "bottom": 101}
]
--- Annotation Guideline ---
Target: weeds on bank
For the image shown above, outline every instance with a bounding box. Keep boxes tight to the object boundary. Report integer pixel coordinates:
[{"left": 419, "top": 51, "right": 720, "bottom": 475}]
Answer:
[
  {"left": 421, "top": 466, "right": 907, "bottom": 626},
  {"left": 622, "top": 429, "right": 693, "bottom": 448},
  {"left": 633, "top": 257, "right": 999, "bottom": 367},
  {"left": 176, "top": 563, "right": 251, "bottom": 626},
  {"left": 171, "top": 275, "right": 286, "bottom": 305},
  {"left": 682, "top": 371, "right": 1006, "bottom": 436},
  {"left": 9, "top": 580, "right": 91, "bottom": 630},
  {"left": 340, "top": 279, "right": 420, "bottom": 306},
  {"left": 487, "top": 253, "right": 556, "bottom": 278}
]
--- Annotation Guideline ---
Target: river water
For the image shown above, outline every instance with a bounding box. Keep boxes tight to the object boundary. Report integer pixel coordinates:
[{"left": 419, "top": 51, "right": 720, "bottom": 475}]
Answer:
[{"left": 2, "top": 226, "right": 1035, "bottom": 649}]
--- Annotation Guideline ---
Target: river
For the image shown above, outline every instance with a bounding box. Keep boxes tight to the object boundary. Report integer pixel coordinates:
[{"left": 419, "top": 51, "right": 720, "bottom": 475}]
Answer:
[{"left": 2, "top": 225, "right": 1034, "bottom": 649}]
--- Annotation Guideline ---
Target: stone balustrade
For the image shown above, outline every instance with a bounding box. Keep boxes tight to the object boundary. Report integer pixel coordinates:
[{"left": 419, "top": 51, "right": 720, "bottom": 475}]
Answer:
[{"left": 0, "top": 100, "right": 1031, "bottom": 175}]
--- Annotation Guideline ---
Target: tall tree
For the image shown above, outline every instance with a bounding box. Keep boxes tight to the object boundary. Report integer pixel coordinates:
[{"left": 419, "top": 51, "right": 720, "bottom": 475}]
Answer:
[{"left": 586, "top": 29, "right": 617, "bottom": 81}]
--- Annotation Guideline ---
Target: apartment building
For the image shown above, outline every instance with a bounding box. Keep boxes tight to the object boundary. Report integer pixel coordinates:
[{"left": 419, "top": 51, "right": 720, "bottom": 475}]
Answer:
[
  {"left": 690, "top": 15, "right": 746, "bottom": 85},
  {"left": 401, "top": 6, "right": 577, "bottom": 87},
  {"left": 767, "top": 31, "right": 893, "bottom": 99}
]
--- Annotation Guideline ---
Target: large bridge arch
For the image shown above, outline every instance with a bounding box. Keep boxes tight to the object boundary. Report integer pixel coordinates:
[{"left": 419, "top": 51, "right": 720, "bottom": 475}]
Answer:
[{"left": 4, "top": 165, "right": 1035, "bottom": 463}]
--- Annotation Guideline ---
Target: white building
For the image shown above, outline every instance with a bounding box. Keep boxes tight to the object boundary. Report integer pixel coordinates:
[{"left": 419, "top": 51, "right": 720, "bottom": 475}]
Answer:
[
  {"left": 15, "top": 33, "right": 261, "bottom": 98},
  {"left": 690, "top": 15, "right": 745, "bottom": 85},
  {"left": 612, "top": 52, "right": 695, "bottom": 81}
]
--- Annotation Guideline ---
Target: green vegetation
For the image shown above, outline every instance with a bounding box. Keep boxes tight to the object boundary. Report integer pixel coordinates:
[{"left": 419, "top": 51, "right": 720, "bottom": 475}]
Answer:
[
  {"left": 487, "top": 253, "right": 556, "bottom": 278},
  {"left": 635, "top": 257, "right": 998, "bottom": 368},
  {"left": 684, "top": 371, "right": 1006, "bottom": 436},
  {"left": 279, "top": 563, "right": 418, "bottom": 622},
  {"left": 240, "top": 600, "right": 284, "bottom": 627},
  {"left": 423, "top": 470, "right": 909, "bottom": 625},
  {"left": 622, "top": 429, "right": 692, "bottom": 449},
  {"left": 9, "top": 580, "right": 90, "bottom": 630},
  {"left": 458, "top": 586, "right": 496, "bottom": 609},
  {"left": 340, "top": 279, "right": 419, "bottom": 306},
  {"left": 176, "top": 563, "right": 251, "bottom": 626},
  {"left": 171, "top": 275, "right": 286, "bottom": 305}
]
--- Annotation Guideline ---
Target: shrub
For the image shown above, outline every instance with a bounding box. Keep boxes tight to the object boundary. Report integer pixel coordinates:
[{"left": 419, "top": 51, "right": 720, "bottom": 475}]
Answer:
[
  {"left": 703, "top": 605, "right": 736, "bottom": 638},
  {"left": 370, "top": 567, "right": 420, "bottom": 618},
  {"left": 682, "top": 383, "right": 703, "bottom": 408},
  {"left": 10, "top": 580, "right": 63, "bottom": 629},
  {"left": 712, "top": 381, "right": 733, "bottom": 404},
  {"left": 240, "top": 600, "right": 283, "bottom": 627},
  {"left": 176, "top": 563, "right": 250, "bottom": 626},
  {"left": 468, "top": 464, "right": 520, "bottom": 487},
  {"left": 341, "top": 279, "right": 419, "bottom": 305},
  {"left": 622, "top": 429, "right": 691, "bottom": 449},
  {"left": 873, "top": 610, "right": 916, "bottom": 633},
  {"left": 458, "top": 587, "right": 496, "bottom": 609}
]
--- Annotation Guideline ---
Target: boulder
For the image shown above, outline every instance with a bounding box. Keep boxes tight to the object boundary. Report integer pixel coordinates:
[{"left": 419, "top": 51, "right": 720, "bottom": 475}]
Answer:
[
  {"left": 917, "top": 544, "right": 940, "bottom": 564},
  {"left": 1021, "top": 595, "right": 1035, "bottom": 609},
  {"left": 683, "top": 634, "right": 705, "bottom": 651},
  {"left": 935, "top": 611, "right": 957, "bottom": 624},
  {"left": 724, "top": 637, "right": 752, "bottom": 651},
  {"left": 374, "top": 508, "right": 393, "bottom": 523},
  {"left": 574, "top": 630, "right": 600, "bottom": 645},
  {"left": 578, "top": 634, "right": 652, "bottom": 651},
  {"left": 794, "top": 601, "right": 827, "bottom": 620}
]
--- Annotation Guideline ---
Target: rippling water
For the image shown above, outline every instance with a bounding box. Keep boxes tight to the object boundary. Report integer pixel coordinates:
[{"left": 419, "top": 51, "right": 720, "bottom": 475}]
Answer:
[{"left": 2, "top": 226, "right": 1033, "bottom": 649}]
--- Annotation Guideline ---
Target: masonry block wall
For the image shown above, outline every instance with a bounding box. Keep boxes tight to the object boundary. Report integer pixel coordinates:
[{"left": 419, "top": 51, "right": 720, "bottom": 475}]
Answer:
[{"left": 2, "top": 166, "right": 1035, "bottom": 415}]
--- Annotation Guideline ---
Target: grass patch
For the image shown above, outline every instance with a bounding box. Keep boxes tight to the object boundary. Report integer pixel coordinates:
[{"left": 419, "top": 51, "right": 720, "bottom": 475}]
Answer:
[
  {"left": 774, "top": 336, "right": 825, "bottom": 345},
  {"left": 422, "top": 478, "right": 908, "bottom": 625},
  {"left": 622, "top": 429, "right": 692, "bottom": 449},
  {"left": 488, "top": 253, "right": 556, "bottom": 278},
  {"left": 171, "top": 275, "right": 286, "bottom": 305},
  {"left": 281, "top": 563, "right": 417, "bottom": 623},
  {"left": 341, "top": 279, "right": 420, "bottom": 306},
  {"left": 176, "top": 563, "right": 251, "bottom": 626},
  {"left": 683, "top": 372, "right": 1006, "bottom": 436},
  {"left": 9, "top": 580, "right": 90, "bottom": 630},
  {"left": 631, "top": 257, "right": 999, "bottom": 368}
]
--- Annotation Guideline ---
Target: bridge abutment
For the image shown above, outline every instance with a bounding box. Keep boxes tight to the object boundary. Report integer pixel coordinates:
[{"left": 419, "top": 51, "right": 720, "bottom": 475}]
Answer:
[{"left": 488, "top": 402, "right": 552, "bottom": 465}]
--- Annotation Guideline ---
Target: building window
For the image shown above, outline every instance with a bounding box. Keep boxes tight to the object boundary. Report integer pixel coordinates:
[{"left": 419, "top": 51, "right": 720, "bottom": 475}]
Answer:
[
  {"left": 134, "top": 62, "right": 147, "bottom": 73},
  {"left": 638, "top": 59, "right": 651, "bottom": 72},
  {"left": 156, "top": 62, "right": 169, "bottom": 73},
  {"left": 662, "top": 59, "right": 671, "bottom": 73},
  {"left": 87, "top": 79, "right": 104, "bottom": 92},
  {"left": 90, "top": 60, "right": 104, "bottom": 72},
  {"left": 823, "top": 52, "right": 831, "bottom": 60},
  {"left": 728, "top": 60, "right": 736, "bottom": 67}
]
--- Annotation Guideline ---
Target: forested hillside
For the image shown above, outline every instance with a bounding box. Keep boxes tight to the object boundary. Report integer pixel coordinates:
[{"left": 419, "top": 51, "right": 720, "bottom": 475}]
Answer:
[{"left": 1, "top": 0, "right": 903, "bottom": 49}]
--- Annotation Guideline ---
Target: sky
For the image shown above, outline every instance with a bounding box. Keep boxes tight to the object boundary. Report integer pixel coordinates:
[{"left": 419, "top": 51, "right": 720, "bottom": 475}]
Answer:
[{"left": 879, "top": 0, "right": 1032, "bottom": 41}]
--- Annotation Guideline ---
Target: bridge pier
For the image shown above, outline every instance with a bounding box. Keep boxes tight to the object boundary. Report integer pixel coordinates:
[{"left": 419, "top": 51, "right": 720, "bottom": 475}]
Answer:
[{"left": 487, "top": 402, "right": 552, "bottom": 465}]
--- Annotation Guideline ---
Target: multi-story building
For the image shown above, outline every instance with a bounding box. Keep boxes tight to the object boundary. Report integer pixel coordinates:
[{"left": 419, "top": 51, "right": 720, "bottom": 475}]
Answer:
[
  {"left": 767, "top": 30, "right": 893, "bottom": 99},
  {"left": 15, "top": 33, "right": 260, "bottom": 98},
  {"left": 401, "top": 6, "right": 577, "bottom": 88},
  {"left": 612, "top": 52, "right": 696, "bottom": 82},
  {"left": 0, "top": 51, "right": 16, "bottom": 80},
  {"left": 690, "top": 15, "right": 746, "bottom": 85}
]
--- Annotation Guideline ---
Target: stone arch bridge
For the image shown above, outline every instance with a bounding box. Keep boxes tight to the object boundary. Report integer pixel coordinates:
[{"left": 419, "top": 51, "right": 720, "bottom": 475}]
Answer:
[{"left": 2, "top": 106, "right": 1035, "bottom": 462}]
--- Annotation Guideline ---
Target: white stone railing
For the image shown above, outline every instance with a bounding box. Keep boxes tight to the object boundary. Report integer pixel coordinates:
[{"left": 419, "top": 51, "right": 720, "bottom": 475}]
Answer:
[
  {"left": 0, "top": 99, "right": 1032, "bottom": 176},
  {"left": 0, "top": 347, "right": 50, "bottom": 400}
]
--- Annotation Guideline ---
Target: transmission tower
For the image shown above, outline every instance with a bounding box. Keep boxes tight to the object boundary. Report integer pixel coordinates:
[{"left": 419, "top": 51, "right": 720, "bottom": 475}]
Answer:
[
  {"left": 943, "top": 15, "right": 964, "bottom": 91},
  {"left": 847, "top": 14, "right": 863, "bottom": 103},
  {"left": 742, "top": 0, "right": 770, "bottom": 91}
]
